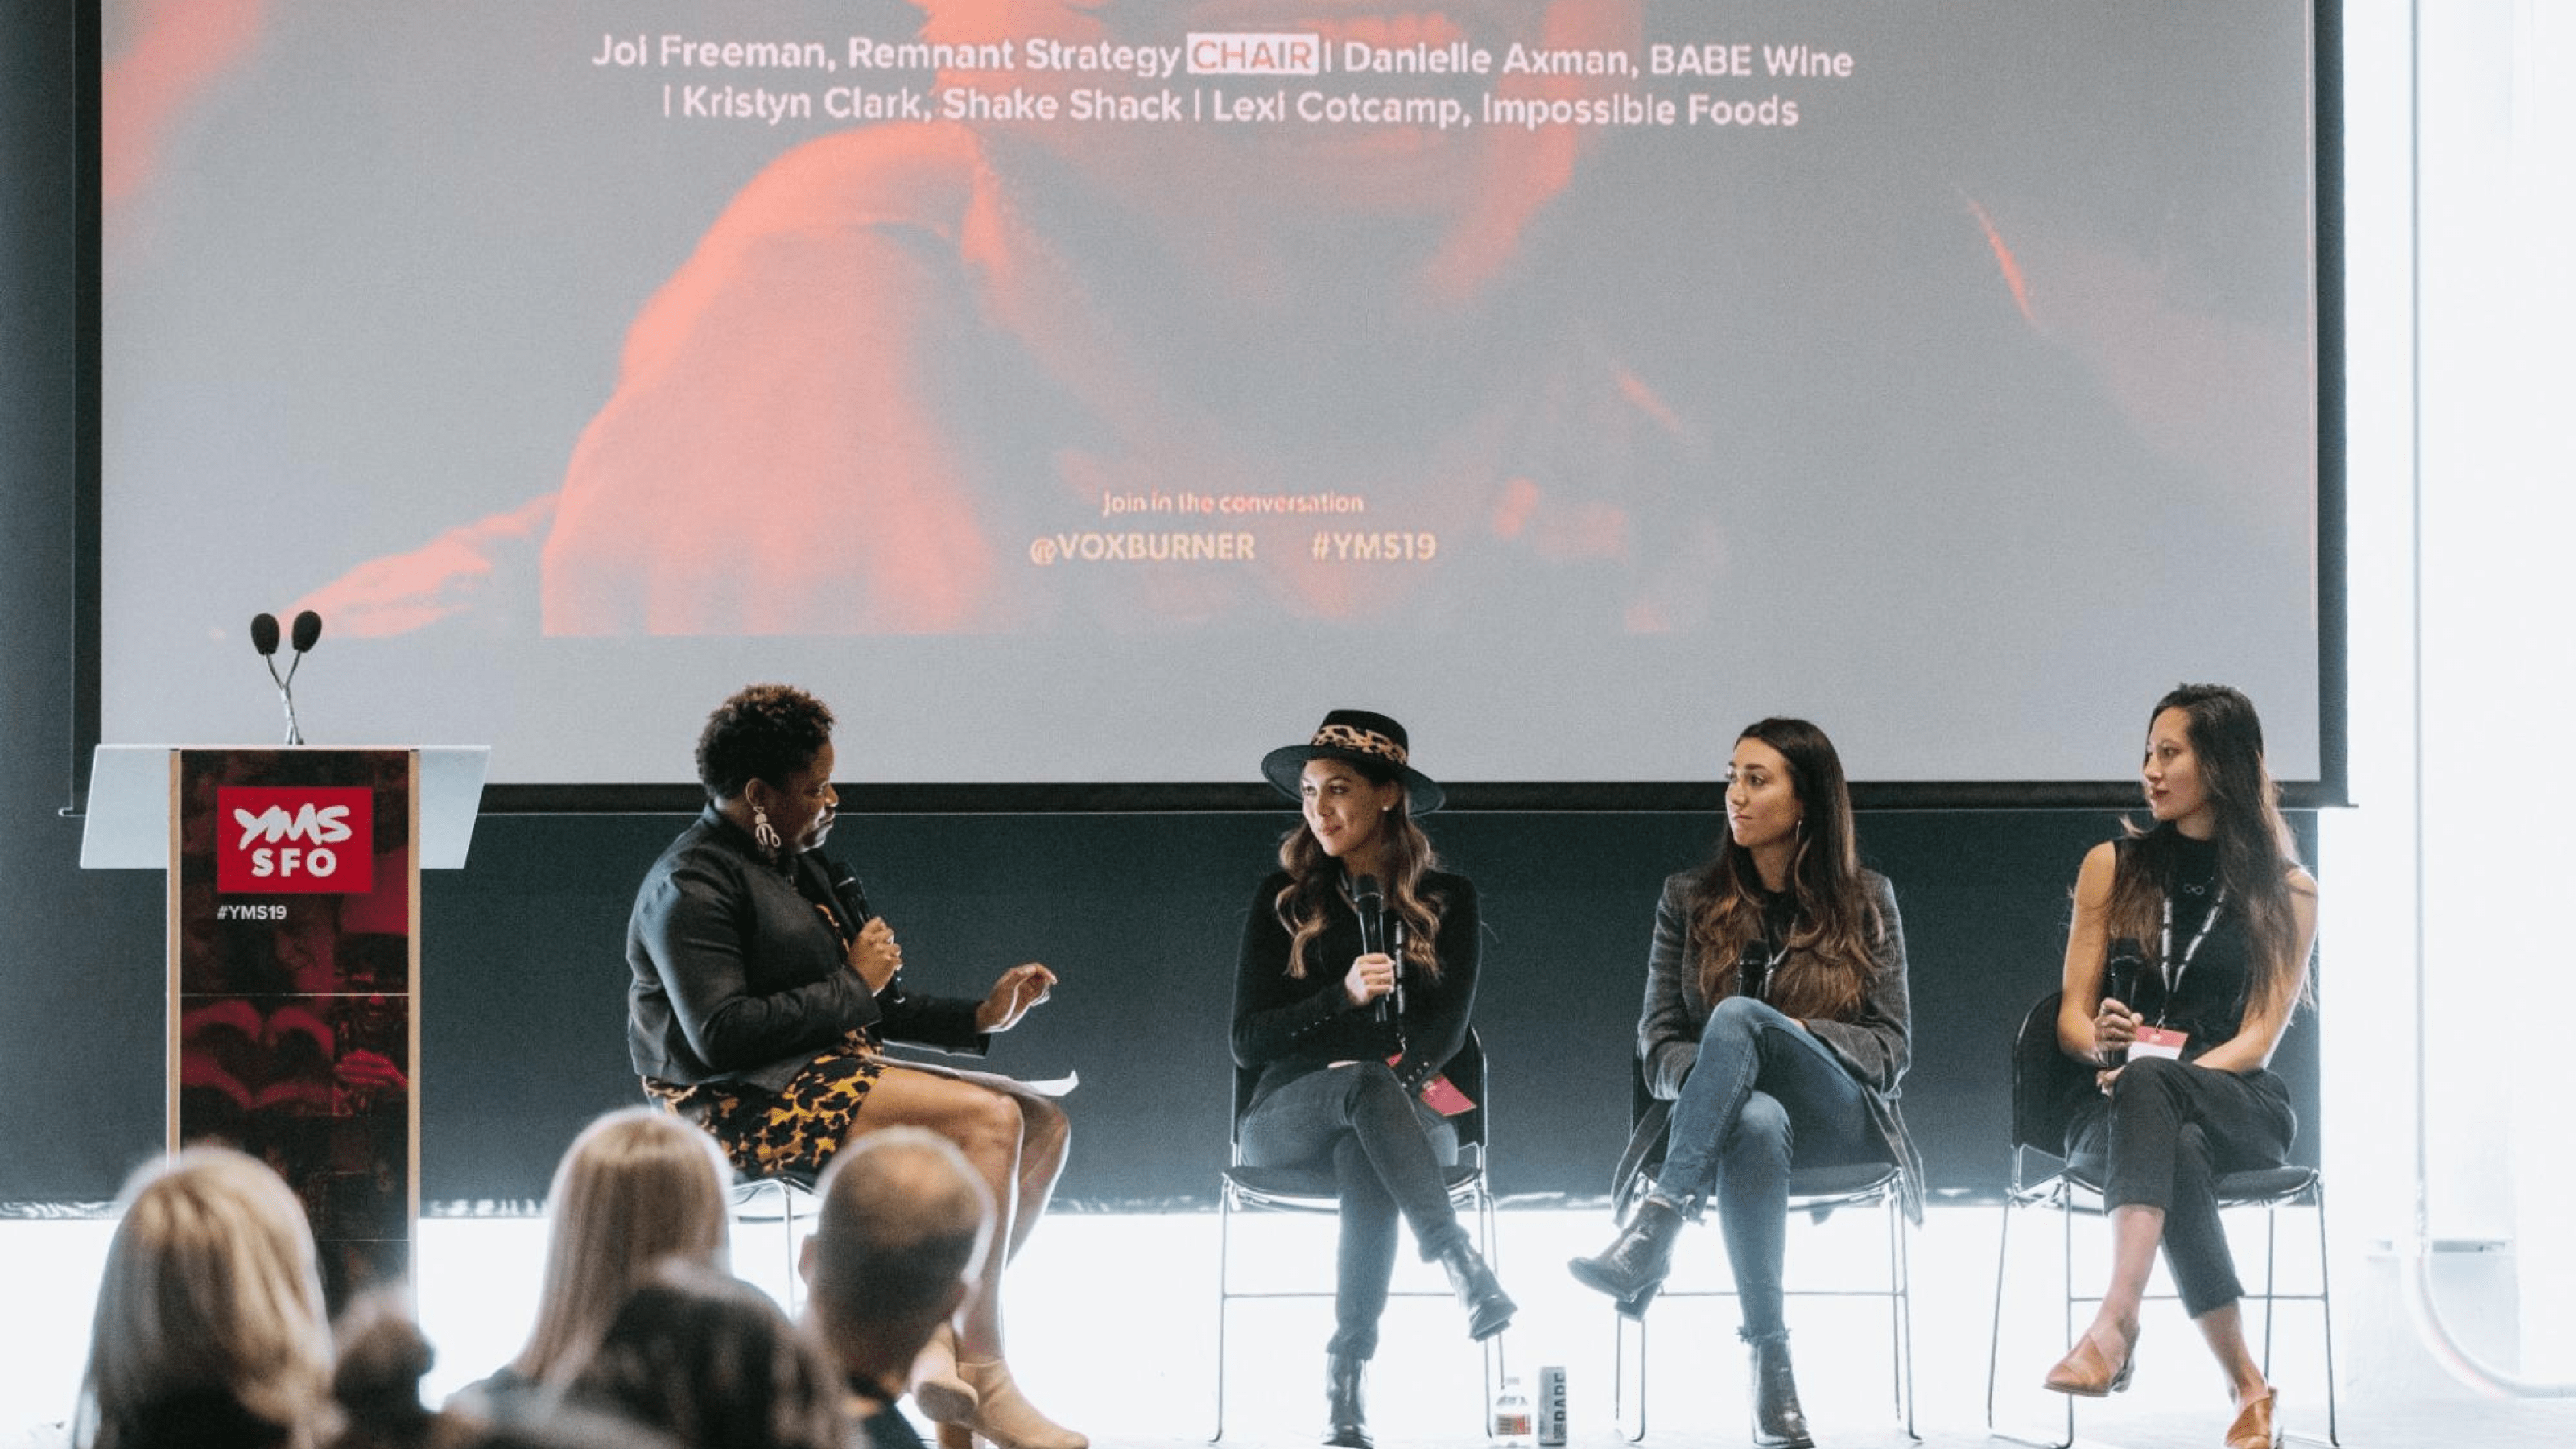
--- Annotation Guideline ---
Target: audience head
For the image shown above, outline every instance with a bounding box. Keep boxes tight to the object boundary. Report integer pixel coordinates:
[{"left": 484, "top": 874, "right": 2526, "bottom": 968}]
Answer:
[
  {"left": 436, "top": 1407, "right": 686, "bottom": 1449},
  {"left": 77, "top": 1146, "right": 336, "bottom": 1449},
  {"left": 801, "top": 1126, "right": 995, "bottom": 1375},
  {"left": 329, "top": 1289, "right": 438, "bottom": 1449},
  {"left": 562, "top": 1261, "right": 846, "bottom": 1449},
  {"left": 514, "top": 1108, "right": 733, "bottom": 1383}
]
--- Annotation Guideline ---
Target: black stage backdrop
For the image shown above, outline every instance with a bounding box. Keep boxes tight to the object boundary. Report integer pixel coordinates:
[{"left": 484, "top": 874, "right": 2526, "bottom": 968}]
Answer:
[{"left": 2, "top": 0, "right": 2318, "bottom": 1208}]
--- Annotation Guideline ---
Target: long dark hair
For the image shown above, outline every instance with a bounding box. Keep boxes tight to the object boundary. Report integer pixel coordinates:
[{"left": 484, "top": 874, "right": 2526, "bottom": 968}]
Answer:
[
  {"left": 1687, "top": 718, "right": 1884, "bottom": 1021},
  {"left": 1273, "top": 772, "right": 1444, "bottom": 980},
  {"left": 564, "top": 1262, "right": 846, "bottom": 1449},
  {"left": 2105, "top": 684, "right": 2310, "bottom": 1019}
]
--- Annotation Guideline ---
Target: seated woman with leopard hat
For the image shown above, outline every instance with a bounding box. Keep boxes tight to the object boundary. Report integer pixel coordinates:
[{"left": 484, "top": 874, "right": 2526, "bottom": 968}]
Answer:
[{"left": 1232, "top": 709, "right": 1517, "bottom": 1449}]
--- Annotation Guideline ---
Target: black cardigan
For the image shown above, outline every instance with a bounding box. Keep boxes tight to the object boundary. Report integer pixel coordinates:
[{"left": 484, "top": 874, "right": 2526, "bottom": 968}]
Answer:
[{"left": 1231, "top": 868, "right": 1479, "bottom": 1111}]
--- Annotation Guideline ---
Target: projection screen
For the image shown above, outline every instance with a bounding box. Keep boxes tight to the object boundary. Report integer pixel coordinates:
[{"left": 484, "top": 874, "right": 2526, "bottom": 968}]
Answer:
[{"left": 96, "top": 1, "right": 2330, "bottom": 792}]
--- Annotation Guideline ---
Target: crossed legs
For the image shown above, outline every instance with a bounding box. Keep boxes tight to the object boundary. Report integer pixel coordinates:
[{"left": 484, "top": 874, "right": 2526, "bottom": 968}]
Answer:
[{"left": 2054, "top": 1057, "right": 2293, "bottom": 1422}]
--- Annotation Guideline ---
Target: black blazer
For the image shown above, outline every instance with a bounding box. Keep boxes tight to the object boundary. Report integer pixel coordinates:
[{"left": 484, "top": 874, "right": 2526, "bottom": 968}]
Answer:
[{"left": 627, "top": 807, "right": 985, "bottom": 1092}]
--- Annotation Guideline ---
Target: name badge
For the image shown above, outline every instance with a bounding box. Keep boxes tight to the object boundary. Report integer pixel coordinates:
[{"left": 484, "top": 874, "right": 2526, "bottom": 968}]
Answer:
[{"left": 2130, "top": 1026, "right": 2189, "bottom": 1061}]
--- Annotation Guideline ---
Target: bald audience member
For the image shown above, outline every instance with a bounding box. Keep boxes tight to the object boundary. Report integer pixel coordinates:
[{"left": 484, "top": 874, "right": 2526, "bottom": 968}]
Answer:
[{"left": 802, "top": 1127, "right": 997, "bottom": 1449}]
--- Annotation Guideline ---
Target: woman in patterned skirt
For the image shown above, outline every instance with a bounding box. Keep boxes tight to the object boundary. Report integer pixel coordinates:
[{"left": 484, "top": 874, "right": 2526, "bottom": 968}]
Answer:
[{"left": 627, "top": 683, "right": 1080, "bottom": 1449}]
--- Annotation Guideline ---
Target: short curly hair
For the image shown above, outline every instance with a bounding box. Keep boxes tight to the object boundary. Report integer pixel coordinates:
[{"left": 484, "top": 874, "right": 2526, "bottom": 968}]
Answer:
[{"left": 695, "top": 684, "right": 834, "bottom": 801}]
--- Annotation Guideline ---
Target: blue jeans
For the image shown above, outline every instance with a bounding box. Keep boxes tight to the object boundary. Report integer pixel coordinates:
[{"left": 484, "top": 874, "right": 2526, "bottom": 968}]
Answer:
[
  {"left": 1655, "top": 996, "right": 1878, "bottom": 1341},
  {"left": 1241, "top": 1062, "right": 1463, "bottom": 1360}
]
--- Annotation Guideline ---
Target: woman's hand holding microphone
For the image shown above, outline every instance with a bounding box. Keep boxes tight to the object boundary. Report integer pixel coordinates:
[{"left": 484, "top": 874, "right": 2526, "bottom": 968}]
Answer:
[
  {"left": 1342, "top": 952, "right": 1397, "bottom": 1010},
  {"left": 843, "top": 915, "right": 902, "bottom": 993},
  {"left": 2092, "top": 993, "right": 2142, "bottom": 1092}
]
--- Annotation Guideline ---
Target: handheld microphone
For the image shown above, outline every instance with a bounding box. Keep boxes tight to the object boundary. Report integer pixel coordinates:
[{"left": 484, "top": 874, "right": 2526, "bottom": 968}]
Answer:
[
  {"left": 2100, "top": 949, "right": 2146, "bottom": 1061},
  {"left": 824, "top": 859, "right": 873, "bottom": 933},
  {"left": 1353, "top": 874, "right": 1388, "bottom": 1022},
  {"left": 826, "top": 859, "right": 898, "bottom": 1001},
  {"left": 2104, "top": 948, "right": 2141, "bottom": 1012}
]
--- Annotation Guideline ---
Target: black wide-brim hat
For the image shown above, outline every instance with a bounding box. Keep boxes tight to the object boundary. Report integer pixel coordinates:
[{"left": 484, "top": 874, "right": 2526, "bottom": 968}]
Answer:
[{"left": 1261, "top": 709, "right": 1443, "bottom": 815}]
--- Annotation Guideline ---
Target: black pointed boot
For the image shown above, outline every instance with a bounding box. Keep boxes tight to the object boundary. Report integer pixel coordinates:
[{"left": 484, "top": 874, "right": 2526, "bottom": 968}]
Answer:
[
  {"left": 1323, "top": 1352, "right": 1371, "bottom": 1449},
  {"left": 1748, "top": 1334, "right": 1814, "bottom": 1449},
  {"left": 1567, "top": 1195, "right": 1686, "bottom": 1318},
  {"left": 1433, "top": 1239, "right": 1517, "bottom": 1340}
]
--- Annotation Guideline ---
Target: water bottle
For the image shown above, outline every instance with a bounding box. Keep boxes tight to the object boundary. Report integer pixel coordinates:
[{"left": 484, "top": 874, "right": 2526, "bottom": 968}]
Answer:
[{"left": 1492, "top": 1374, "right": 1533, "bottom": 1442}]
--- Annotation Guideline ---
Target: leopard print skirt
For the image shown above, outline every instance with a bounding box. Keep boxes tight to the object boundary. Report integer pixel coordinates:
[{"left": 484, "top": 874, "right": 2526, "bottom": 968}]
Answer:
[{"left": 644, "top": 1032, "right": 886, "bottom": 1179}]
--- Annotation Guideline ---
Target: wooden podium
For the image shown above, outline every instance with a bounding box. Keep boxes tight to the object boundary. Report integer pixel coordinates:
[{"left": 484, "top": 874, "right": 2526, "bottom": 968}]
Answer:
[{"left": 81, "top": 745, "right": 487, "bottom": 1307}]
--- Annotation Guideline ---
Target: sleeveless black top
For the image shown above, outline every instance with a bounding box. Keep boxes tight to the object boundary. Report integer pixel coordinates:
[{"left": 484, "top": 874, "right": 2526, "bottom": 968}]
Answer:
[{"left": 2105, "top": 832, "right": 2254, "bottom": 1060}]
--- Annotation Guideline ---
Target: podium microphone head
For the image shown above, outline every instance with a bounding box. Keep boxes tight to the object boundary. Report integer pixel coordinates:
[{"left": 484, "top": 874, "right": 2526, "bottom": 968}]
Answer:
[
  {"left": 250, "top": 613, "right": 281, "bottom": 657},
  {"left": 289, "top": 610, "right": 323, "bottom": 654}
]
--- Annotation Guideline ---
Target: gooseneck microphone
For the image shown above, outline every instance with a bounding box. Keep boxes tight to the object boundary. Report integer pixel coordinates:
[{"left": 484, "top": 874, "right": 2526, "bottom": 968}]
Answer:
[
  {"left": 249, "top": 610, "right": 322, "bottom": 744},
  {"left": 1353, "top": 873, "right": 1389, "bottom": 1022}
]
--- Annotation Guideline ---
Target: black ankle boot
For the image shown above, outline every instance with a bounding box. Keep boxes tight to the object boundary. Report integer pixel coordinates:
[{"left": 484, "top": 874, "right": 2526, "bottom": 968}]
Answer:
[
  {"left": 1323, "top": 1352, "right": 1371, "bottom": 1449},
  {"left": 1748, "top": 1335, "right": 1814, "bottom": 1449},
  {"left": 1433, "top": 1240, "right": 1517, "bottom": 1340},
  {"left": 1567, "top": 1196, "right": 1686, "bottom": 1318}
]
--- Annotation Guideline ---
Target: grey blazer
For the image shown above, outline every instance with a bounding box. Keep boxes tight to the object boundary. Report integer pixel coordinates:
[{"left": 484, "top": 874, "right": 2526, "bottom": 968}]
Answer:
[{"left": 1635, "top": 868, "right": 1925, "bottom": 1221}]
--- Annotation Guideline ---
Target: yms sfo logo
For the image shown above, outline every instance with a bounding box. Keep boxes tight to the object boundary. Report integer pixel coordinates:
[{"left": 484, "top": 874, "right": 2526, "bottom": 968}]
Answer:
[{"left": 217, "top": 787, "right": 374, "bottom": 894}]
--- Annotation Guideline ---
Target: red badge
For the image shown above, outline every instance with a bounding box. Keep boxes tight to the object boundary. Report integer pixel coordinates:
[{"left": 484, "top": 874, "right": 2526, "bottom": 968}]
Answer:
[
  {"left": 216, "top": 786, "right": 375, "bottom": 894},
  {"left": 2130, "top": 1025, "right": 2190, "bottom": 1062}
]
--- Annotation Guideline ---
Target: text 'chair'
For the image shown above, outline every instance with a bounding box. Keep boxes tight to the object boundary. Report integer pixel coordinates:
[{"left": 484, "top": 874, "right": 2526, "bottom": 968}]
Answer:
[
  {"left": 1609, "top": 1059, "right": 1915, "bottom": 1443},
  {"left": 1211, "top": 1030, "right": 1503, "bottom": 1442},
  {"left": 1984, "top": 991, "right": 2338, "bottom": 1447}
]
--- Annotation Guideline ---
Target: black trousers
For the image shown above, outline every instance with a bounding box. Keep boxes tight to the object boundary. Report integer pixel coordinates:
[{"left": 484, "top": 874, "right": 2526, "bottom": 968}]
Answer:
[
  {"left": 2066, "top": 1055, "right": 2297, "bottom": 1318},
  {"left": 1239, "top": 1062, "right": 1463, "bottom": 1360}
]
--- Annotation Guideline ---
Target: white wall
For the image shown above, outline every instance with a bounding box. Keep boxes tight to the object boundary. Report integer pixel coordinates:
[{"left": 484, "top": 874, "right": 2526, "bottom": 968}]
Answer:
[{"left": 2330, "top": 0, "right": 2576, "bottom": 1387}]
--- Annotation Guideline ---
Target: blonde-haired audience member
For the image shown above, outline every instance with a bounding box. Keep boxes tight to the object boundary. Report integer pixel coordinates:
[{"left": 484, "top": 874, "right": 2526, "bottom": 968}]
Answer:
[
  {"left": 453, "top": 1107, "right": 733, "bottom": 1414},
  {"left": 76, "top": 1146, "right": 337, "bottom": 1449}
]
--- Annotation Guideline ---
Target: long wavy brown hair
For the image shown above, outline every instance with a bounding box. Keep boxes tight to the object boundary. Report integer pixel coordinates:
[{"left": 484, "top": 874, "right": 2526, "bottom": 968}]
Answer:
[
  {"left": 1274, "top": 774, "right": 1444, "bottom": 980},
  {"left": 1688, "top": 718, "right": 1884, "bottom": 1022},
  {"left": 2103, "top": 684, "right": 2311, "bottom": 1020}
]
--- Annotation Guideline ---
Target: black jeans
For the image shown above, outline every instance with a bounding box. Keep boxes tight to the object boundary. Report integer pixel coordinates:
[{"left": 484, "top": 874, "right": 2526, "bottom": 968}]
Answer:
[
  {"left": 2066, "top": 1055, "right": 2296, "bottom": 1317},
  {"left": 1239, "top": 1062, "right": 1463, "bottom": 1360}
]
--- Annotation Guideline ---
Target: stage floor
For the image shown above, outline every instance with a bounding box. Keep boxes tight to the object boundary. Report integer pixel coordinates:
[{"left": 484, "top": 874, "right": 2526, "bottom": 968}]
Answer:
[{"left": 5, "top": 1204, "right": 2568, "bottom": 1447}]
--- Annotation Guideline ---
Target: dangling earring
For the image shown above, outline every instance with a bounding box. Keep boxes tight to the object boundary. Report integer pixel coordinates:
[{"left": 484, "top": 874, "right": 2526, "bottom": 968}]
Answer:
[{"left": 752, "top": 803, "right": 782, "bottom": 854}]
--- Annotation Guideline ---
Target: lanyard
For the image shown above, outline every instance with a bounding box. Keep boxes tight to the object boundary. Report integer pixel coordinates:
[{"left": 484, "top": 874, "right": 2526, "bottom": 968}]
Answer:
[
  {"left": 2156, "top": 885, "right": 2227, "bottom": 1014},
  {"left": 1742, "top": 919, "right": 1790, "bottom": 1001}
]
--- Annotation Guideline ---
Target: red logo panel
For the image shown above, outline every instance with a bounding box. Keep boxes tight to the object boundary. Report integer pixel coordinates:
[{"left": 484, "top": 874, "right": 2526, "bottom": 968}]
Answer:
[{"left": 216, "top": 786, "right": 375, "bottom": 894}]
